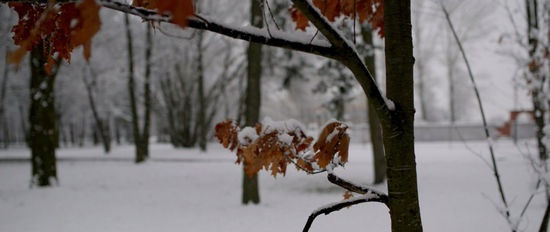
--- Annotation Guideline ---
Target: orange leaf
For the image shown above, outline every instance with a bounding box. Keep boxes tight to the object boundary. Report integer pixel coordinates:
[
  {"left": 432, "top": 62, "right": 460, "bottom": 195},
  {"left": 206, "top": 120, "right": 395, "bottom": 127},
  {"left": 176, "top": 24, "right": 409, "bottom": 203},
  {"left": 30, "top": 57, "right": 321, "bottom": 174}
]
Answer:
[
  {"left": 289, "top": 0, "right": 384, "bottom": 38},
  {"left": 313, "top": 122, "right": 350, "bottom": 169},
  {"left": 214, "top": 120, "right": 239, "bottom": 151},
  {"left": 343, "top": 190, "right": 354, "bottom": 200},
  {"left": 72, "top": 0, "right": 101, "bottom": 61},
  {"left": 8, "top": 1, "right": 101, "bottom": 73},
  {"left": 137, "top": 0, "right": 194, "bottom": 28}
]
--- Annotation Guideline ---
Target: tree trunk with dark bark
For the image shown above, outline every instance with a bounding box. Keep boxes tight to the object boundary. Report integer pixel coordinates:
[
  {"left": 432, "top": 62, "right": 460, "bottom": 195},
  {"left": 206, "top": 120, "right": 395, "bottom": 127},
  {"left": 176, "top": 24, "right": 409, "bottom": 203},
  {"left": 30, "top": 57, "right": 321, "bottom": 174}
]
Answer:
[
  {"left": 29, "top": 43, "right": 60, "bottom": 187},
  {"left": 383, "top": 1, "right": 423, "bottom": 231},
  {"left": 242, "top": 0, "right": 263, "bottom": 205},
  {"left": 124, "top": 14, "right": 146, "bottom": 163}
]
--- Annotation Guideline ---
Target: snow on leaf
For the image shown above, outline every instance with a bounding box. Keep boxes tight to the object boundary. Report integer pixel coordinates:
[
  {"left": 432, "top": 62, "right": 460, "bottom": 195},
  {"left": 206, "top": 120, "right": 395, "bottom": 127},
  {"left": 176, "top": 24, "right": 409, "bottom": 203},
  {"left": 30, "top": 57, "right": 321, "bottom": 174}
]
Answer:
[{"left": 216, "top": 119, "right": 350, "bottom": 177}]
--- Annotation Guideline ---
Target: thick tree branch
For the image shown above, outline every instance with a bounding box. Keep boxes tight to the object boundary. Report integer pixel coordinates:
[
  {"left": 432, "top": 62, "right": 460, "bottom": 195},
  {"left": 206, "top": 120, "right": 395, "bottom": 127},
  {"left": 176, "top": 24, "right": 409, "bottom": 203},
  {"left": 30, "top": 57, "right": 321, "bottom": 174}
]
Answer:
[{"left": 290, "top": 0, "right": 393, "bottom": 127}]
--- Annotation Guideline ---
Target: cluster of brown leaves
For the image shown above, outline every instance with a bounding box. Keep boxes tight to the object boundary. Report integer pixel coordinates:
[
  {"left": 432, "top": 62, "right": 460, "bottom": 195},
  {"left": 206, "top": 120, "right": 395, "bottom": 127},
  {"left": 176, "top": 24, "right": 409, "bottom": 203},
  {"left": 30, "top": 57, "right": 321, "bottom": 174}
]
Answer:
[
  {"left": 132, "top": 0, "right": 194, "bottom": 28},
  {"left": 8, "top": 0, "right": 195, "bottom": 73},
  {"left": 290, "top": 0, "right": 384, "bottom": 37},
  {"left": 215, "top": 119, "right": 350, "bottom": 177},
  {"left": 9, "top": 0, "right": 101, "bottom": 74}
]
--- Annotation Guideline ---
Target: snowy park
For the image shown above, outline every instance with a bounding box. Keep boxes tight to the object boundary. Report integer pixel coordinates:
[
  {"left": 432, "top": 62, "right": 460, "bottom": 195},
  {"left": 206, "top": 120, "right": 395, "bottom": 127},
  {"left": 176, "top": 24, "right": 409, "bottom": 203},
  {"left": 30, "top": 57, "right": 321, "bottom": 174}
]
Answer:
[
  {"left": 0, "top": 139, "right": 547, "bottom": 232},
  {"left": 1, "top": 0, "right": 549, "bottom": 231}
]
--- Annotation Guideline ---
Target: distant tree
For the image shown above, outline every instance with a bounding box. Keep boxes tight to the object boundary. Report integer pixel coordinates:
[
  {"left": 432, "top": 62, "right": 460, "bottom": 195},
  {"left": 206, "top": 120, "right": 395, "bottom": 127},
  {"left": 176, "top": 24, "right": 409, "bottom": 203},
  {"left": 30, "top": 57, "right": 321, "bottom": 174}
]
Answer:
[
  {"left": 82, "top": 65, "right": 111, "bottom": 153},
  {"left": 29, "top": 42, "right": 60, "bottom": 186},
  {"left": 124, "top": 14, "right": 152, "bottom": 163}
]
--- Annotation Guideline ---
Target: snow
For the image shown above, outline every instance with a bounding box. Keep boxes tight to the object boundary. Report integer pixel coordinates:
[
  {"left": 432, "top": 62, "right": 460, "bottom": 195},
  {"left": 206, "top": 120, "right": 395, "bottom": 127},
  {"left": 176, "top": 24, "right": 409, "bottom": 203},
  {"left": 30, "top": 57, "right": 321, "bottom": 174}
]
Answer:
[
  {"left": 0, "top": 140, "right": 546, "bottom": 232},
  {"left": 238, "top": 127, "right": 258, "bottom": 145}
]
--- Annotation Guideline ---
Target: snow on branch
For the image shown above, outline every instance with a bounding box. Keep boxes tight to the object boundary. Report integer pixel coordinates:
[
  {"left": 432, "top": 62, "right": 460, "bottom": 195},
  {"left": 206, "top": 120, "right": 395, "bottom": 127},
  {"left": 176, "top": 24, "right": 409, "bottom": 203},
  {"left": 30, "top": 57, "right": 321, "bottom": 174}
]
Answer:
[
  {"left": 327, "top": 173, "right": 388, "bottom": 202},
  {"left": 290, "top": 0, "right": 394, "bottom": 125},
  {"left": 96, "top": 0, "right": 340, "bottom": 60},
  {"left": 302, "top": 189, "right": 388, "bottom": 232}
]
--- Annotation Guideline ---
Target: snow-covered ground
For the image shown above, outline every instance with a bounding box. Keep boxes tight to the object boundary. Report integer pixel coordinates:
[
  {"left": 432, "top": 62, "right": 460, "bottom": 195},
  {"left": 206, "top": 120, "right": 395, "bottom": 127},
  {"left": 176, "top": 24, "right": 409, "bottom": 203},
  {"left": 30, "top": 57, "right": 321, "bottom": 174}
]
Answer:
[{"left": 0, "top": 140, "right": 546, "bottom": 232}]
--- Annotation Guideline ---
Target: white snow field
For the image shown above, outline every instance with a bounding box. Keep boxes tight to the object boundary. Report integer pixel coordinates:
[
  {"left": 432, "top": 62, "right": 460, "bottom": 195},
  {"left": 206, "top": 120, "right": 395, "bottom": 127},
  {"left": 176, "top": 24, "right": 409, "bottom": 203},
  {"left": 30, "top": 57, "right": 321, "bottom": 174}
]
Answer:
[{"left": 0, "top": 140, "right": 547, "bottom": 232}]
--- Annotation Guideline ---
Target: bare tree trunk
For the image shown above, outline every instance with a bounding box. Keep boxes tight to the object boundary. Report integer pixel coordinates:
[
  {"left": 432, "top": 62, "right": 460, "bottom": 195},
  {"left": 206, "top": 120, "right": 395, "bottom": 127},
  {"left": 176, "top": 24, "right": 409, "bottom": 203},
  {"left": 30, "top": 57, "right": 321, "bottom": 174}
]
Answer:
[
  {"left": 1, "top": 50, "right": 9, "bottom": 148},
  {"left": 29, "top": 42, "right": 60, "bottom": 187},
  {"left": 242, "top": 0, "right": 263, "bottom": 205},
  {"left": 384, "top": 0, "right": 423, "bottom": 231},
  {"left": 82, "top": 68, "right": 111, "bottom": 154},
  {"left": 196, "top": 30, "right": 207, "bottom": 151},
  {"left": 142, "top": 23, "right": 153, "bottom": 159},
  {"left": 124, "top": 14, "right": 146, "bottom": 163},
  {"left": 361, "top": 24, "right": 386, "bottom": 184}
]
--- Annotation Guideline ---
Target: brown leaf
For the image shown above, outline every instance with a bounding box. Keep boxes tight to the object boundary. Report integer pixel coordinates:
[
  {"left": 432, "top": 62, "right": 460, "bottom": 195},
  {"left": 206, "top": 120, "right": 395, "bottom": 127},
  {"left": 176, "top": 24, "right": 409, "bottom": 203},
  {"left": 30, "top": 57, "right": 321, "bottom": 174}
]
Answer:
[
  {"left": 8, "top": 1, "right": 101, "bottom": 73},
  {"left": 214, "top": 120, "right": 239, "bottom": 151},
  {"left": 72, "top": 0, "right": 101, "bottom": 61},
  {"left": 138, "top": 0, "right": 194, "bottom": 28},
  {"left": 289, "top": 0, "right": 384, "bottom": 37},
  {"left": 313, "top": 122, "right": 350, "bottom": 169},
  {"left": 343, "top": 190, "right": 354, "bottom": 200}
]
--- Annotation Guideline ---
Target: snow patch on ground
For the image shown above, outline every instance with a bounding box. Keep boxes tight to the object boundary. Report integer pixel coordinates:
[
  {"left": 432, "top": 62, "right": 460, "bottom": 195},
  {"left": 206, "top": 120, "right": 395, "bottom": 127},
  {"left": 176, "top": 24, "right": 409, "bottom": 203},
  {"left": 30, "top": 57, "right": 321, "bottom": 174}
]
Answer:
[{"left": 0, "top": 140, "right": 545, "bottom": 232}]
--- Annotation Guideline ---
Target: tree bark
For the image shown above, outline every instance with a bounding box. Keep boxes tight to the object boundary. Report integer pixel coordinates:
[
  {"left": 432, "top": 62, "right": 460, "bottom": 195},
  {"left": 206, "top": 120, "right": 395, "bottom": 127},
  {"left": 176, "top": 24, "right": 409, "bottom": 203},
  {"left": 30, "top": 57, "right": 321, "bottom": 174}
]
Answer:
[
  {"left": 383, "top": 0, "right": 423, "bottom": 231},
  {"left": 242, "top": 0, "right": 263, "bottom": 205},
  {"left": 29, "top": 42, "right": 60, "bottom": 187},
  {"left": 361, "top": 24, "right": 386, "bottom": 184}
]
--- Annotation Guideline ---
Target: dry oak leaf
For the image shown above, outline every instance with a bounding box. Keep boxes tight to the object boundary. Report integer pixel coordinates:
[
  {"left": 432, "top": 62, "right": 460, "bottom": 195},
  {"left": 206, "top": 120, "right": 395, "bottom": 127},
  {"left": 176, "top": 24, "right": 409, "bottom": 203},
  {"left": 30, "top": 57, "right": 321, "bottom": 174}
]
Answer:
[
  {"left": 8, "top": 0, "right": 101, "bottom": 74},
  {"left": 214, "top": 119, "right": 239, "bottom": 151},
  {"left": 133, "top": 0, "right": 194, "bottom": 28},
  {"left": 313, "top": 121, "right": 350, "bottom": 169}
]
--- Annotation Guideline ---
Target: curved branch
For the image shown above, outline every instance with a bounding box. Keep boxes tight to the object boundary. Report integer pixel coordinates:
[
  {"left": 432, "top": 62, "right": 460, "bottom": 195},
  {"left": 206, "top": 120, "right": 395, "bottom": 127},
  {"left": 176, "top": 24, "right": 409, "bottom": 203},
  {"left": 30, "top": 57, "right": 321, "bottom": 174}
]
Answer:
[{"left": 302, "top": 194, "right": 387, "bottom": 232}]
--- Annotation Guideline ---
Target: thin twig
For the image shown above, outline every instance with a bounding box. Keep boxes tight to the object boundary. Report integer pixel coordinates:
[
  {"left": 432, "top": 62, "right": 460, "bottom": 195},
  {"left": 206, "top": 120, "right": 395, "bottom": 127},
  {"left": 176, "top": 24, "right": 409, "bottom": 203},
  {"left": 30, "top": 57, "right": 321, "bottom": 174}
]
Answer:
[
  {"left": 441, "top": 3, "right": 515, "bottom": 231},
  {"left": 327, "top": 173, "right": 388, "bottom": 204}
]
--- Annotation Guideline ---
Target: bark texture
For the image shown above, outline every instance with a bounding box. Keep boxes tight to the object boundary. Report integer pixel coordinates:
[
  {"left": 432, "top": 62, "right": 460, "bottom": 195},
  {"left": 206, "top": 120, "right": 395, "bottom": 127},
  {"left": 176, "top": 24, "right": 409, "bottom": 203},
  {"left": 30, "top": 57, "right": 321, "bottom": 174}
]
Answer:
[{"left": 383, "top": 1, "right": 423, "bottom": 231}]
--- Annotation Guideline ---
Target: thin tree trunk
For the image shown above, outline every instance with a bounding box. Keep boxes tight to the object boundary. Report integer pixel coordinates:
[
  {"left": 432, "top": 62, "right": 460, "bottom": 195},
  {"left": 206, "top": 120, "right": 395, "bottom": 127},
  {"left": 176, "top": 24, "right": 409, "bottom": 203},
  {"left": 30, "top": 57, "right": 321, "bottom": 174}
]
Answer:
[
  {"left": 82, "top": 69, "right": 111, "bottom": 153},
  {"left": 383, "top": 0, "right": 423, "bottom": 231},
  {"left": 142, "top": 23, "right": 153, "bottom": 158},
  {"left": 124, "top": 14, "right": 145, "bottom": 163},
  {"left": 361, "top": 24, "right": 386, "bottom": 184},
  {"left": 1, "top": 50, "right": 9, "bottom": 148},
  {"left": 242, "top": 0, "right": 263, "bottom": 205},
  {"left": 197, "top": 30, "right": 207, "bottom": 151},
  {"left": 29, "top": 43, "right": 60, "bottom": 187}
]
